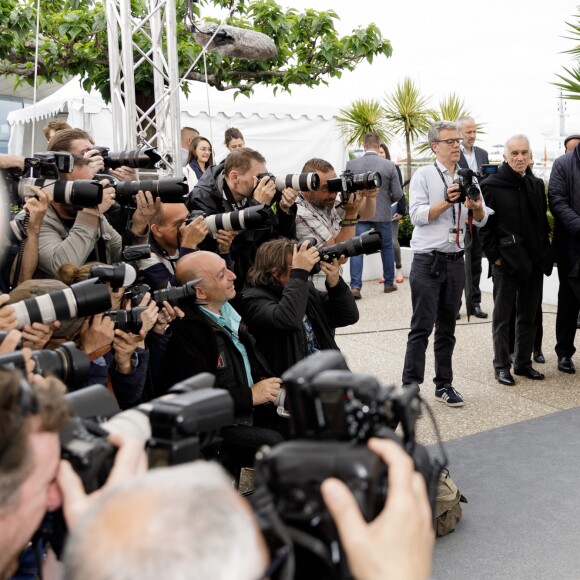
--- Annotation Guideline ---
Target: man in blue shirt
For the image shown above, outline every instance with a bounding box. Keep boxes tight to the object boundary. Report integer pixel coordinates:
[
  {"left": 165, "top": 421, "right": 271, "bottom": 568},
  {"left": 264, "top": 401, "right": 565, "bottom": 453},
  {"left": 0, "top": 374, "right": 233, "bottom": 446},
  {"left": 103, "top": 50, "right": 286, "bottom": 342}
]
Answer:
[{"left": 402, "top": 121, "right": 490, "bottom": 407}]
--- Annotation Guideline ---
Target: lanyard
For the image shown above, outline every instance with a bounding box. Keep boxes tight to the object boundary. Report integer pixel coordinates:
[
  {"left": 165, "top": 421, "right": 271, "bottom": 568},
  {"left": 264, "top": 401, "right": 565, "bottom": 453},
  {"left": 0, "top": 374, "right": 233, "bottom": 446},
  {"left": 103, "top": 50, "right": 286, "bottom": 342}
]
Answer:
[{"left": 433, "top": 163, "right": 465, "bottom": 248}]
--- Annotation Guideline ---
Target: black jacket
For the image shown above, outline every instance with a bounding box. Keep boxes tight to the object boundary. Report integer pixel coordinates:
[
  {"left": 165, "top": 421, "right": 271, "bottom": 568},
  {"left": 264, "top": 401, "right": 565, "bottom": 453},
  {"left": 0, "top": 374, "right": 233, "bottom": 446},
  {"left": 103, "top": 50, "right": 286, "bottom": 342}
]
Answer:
[
  {"left": 159, "top": 299, "right": 273, "bottom": 424},
  {"left": 480, "top": 163, "right": 551, "bottom": 278},
  {"left": 242, "top": 269, "right": 359, "bottom": 377},
  {"left": 187, "top": 163, "right": 297, "bottom": 293},
  {"left": 549, "top": 147, "right": 580, "bottom": 266}
]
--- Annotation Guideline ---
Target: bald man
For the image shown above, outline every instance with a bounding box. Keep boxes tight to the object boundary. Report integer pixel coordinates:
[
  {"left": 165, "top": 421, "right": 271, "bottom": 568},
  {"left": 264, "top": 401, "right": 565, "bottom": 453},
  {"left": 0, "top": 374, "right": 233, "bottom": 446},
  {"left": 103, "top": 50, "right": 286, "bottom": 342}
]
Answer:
[{"left": 159, "top": 251, "right": 289, "bottom": 474}]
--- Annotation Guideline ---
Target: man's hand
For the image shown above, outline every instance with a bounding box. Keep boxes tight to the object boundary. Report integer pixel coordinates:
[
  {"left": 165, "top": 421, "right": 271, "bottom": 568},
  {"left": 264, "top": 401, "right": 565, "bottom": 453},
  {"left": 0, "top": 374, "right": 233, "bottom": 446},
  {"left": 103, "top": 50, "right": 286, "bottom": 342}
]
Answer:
[
  {"left": 321, "top": 438, "right": 434, "bottom": 580},
  {"left": 83, "top": 149, "right": 106, "bottom": 174},
  {"left": 279, "top": 187, "right": 298, "bottom": 212},
  {"left": 0, "top": 295, "right": 18, "bottom": 331},
  {"left": 113, "top": 329, "right": 140, "bottom": 374},
  {"left": 152, "top": 300, "right": 184, "bottom": 334},
  {"left": 292, "top": 240, "right": 320, "bottom": 272},
  {"left": 215, "top": 229, "right": 238, "bottom": 254},
  {"left": 464, "top": 193, "right": 485, "bottom": 221},
  {"left": 0, "top": 329, "right": 23, "bottom": 354},
  {"left": 79, "top": 314, "right": 115, "bottom": 356},
  {"left": 83, "top": 180, "right": 117, "bottom": 216},
  {"left": 180, "top": 215, "right": 209, "bottom": 249},
  {"left": 320, "top": 258, "right": 341, "bottom": 288},
  {"left": 444, "top": 183, "right": 461, "bottom": 204},
  {"left": 251, "top": 377, "right": 282, "bottom": 405},
  {"left": 57, "top": 433, "right": 147, "bottom": 530},
  {"left": 0, "top": 154, "right": 25, "bottom": 170},
  {"left": 24, "top": 187, "right": 50, "bottom": 230},
  {"left": 21, "top": 322, "right": 54, "bottom": 349},
  {"left": 109, "top": 166, "right": 137, "bottom": 182},
  {"left": 131, "top": 190, "right": 160, "bottom": 236},
  {"left": 344, "top": 192, "right": 364, "bottom": 219},
  {"left": 252, "top": 175, "right": 277, "bottom": 205}
]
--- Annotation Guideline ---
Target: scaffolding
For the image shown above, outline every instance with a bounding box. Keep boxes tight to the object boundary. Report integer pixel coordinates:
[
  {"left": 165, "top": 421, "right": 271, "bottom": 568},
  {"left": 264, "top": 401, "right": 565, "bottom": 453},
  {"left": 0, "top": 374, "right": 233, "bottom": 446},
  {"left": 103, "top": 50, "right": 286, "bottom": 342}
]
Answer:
[{"left": 104, "top": 0, "right": 181, "bottom": 176}]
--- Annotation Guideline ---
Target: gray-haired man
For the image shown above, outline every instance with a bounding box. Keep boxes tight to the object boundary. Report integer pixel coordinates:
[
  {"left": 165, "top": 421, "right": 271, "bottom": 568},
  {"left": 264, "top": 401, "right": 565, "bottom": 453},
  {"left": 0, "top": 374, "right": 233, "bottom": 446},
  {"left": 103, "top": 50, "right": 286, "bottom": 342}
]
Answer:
[{"left": 402, "top": 121, "right": 490, "bottom": 407}]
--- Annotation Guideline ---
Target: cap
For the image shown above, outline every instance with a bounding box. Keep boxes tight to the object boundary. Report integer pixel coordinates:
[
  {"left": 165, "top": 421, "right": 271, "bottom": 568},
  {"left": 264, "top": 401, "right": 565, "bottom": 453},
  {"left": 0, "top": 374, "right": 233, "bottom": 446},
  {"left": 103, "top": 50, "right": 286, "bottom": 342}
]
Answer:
[{"left": 564, "top": 134, "right": 580, "bottom": 149}]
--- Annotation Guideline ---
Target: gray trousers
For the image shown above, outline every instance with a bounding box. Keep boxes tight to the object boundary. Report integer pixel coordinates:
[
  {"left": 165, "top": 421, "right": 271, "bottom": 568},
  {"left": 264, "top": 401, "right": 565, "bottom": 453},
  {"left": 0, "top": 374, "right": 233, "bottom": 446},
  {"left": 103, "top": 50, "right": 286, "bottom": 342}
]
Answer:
[
  {"left": 402, "top": 253, "right": 465, "bottom": 389},
  {"left": 492, "top": 265, "right": 543, "bottom": 370}
]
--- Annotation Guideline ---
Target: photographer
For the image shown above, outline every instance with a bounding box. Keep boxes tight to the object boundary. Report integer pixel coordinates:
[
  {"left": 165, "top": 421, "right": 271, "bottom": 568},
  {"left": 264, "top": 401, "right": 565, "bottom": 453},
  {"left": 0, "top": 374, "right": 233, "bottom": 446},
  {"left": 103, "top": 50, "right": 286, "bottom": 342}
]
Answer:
[
  {"left": 160, "top": 251, "right": 290, "bottom": 474},
  {"left": 402, "top": 121, "right": 490, "bottom": 408},
  {"left": 187, "top": 148, "right": 298, "bottom": 291},
  {"left": 243, "top": 238, "right": 359, "bottom": 376},
  {"left": 137, "top": 202, "right": 209, "bottom": 290},
  {"left": 60, "top": 439, "right": 434, "bottom": 580}
]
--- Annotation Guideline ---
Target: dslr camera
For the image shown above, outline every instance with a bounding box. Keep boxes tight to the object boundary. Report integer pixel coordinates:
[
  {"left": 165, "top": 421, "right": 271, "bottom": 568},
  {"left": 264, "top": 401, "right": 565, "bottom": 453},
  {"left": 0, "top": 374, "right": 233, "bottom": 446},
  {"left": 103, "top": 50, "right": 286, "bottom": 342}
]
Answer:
[
  {"left": 252, "top": 351, "right": 444, "bottom": 579},
  {"left": 445, "top": 164, "right": 498, "bottom": 204},
  {"left": 327, "top": 170, "right": 382, "bottom": 204},
  {"left": 93, "top": 146, "right": 161, "bottom": 170},
  {"left": 256, "top": 172, "right": 320, "bottom": 205}
]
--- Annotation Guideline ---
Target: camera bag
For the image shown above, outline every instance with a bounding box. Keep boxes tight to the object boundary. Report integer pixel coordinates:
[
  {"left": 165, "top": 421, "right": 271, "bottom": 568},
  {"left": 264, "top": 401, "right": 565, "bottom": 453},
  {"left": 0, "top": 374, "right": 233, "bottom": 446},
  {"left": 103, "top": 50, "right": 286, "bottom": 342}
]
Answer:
[{"left": 434, "top": 469, "right": 467, "bottom": 537}]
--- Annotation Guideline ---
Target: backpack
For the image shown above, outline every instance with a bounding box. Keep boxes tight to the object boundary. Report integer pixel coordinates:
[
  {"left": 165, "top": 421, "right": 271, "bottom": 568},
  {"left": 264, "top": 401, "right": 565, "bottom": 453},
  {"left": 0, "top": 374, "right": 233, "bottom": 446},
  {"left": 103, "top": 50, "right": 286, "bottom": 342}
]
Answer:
[{"left": 435, "top": 469, "right": 468, "bottom": 537}]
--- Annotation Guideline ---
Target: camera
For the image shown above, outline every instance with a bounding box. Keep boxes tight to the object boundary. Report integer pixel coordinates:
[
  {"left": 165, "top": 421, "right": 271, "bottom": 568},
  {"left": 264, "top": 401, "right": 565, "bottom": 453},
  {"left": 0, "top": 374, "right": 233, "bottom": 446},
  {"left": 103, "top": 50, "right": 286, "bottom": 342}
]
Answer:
[
  {"left": 24, "top": 152, "right": 75, "bottom": 178},
  {"left": 256, "top": 172, "right": 320, "bottom": 203},
  {"left": 185, "top": 205, "right": 274, "bottom": 238},
  {"left": 113, "top": 177, "right": 188, "bottom": 205},
  {"left": 252, "top": 351, "right": 443, "bottom": 579},
  {"left": 93, "top": 146, "right": 161, "bottom": 170},
  {"left": 123, "top": 280, "right": 199, "bottom": 309},
  {"left": 103, "top": 307, "right": 148, "bottom": 334},
  {"left": 7, "top": 279, "right": 112, "bottom": 330},
  {"left": 90, "top": 263, "right": 138, "bottom": 289},
  {"left": 327, "top": 170, "right": 382, "bottom": 203},
  {"left": 445, "top": 165, "right": 498, "bottom": 204},
  {"left": 0, "top": 341, "right": 90, "bottom": 388},
  {"left": 319, "top": 230, "right": 382, "bottom": 264}
]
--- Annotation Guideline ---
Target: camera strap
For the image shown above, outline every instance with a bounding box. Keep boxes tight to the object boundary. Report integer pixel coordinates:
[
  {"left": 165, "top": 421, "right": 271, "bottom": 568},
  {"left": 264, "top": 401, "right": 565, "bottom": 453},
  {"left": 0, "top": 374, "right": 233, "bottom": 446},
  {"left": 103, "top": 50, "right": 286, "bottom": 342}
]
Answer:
[{"left": 434, "top": 163, "right": 464, "bottom": 248}]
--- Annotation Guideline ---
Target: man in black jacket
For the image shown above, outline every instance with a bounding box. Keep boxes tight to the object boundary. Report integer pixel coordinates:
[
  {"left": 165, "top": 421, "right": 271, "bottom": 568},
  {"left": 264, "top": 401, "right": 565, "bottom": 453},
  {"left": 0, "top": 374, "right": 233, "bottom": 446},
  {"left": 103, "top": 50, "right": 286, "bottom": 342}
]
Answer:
[
  {"left": 187, "top": 148, "right": 298, "bottom": 295},
  {"left": 481, "top": 135, "right": 552, "bottom": 386},
  {"left": 159, "top": 251, "right": 289, "bottom": 473},
  {"left": 548, "top": 136, "right": 580, "bottom": 374},
  {"left": 243, "top": 238, "right": 359, "bottom": 377}
]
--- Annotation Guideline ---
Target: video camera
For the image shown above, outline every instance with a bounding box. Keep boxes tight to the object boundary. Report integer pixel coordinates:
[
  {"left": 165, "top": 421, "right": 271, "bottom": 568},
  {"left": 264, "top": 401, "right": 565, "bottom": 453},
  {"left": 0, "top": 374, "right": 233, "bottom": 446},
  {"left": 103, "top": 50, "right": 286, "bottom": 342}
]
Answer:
[
  {"left": 327, "top": 170, "right": 382, "bottom": 204},
  {"left": 252, "top": 351, "right": 444, "bottom": 579},
  {"left": 445, "top": 164, "right": 498, "bottom": 204}
]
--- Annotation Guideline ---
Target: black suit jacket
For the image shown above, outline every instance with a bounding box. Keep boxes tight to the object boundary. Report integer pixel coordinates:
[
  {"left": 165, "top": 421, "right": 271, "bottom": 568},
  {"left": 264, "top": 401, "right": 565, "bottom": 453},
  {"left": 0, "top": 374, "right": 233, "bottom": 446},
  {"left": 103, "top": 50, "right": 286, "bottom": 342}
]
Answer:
[{"left": 459, "top": 146, "right": 489, "bottom": 171}]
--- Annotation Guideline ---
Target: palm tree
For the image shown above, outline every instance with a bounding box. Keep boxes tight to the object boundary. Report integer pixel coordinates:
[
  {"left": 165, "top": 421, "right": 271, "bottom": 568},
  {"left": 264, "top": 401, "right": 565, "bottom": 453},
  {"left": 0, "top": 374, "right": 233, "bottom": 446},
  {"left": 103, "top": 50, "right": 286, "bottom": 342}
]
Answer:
[
  {"left": 554, "top": 13, "right": 580, "bottom": 98},
  {"left": 335, "top": 98, "right": 391, "bottom": 148},
  {"left": 382, "top": 78, "right": 432, "bottom": 181}
]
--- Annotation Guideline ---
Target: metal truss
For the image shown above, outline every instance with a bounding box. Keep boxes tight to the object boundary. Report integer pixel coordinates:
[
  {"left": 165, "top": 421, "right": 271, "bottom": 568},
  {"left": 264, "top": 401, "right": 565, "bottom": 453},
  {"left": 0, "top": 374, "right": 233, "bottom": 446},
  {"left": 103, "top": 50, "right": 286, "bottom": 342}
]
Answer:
[{"left": 105, "top": 0, "right": 181, "bottom": 176}]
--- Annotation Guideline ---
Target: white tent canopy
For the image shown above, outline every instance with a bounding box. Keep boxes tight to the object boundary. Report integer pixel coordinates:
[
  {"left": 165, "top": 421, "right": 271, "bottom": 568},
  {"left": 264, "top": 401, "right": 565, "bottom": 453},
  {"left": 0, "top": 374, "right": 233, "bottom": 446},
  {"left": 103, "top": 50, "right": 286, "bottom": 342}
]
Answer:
[{"left": 7, "top": 77, "right": 347, "bottom": 176}]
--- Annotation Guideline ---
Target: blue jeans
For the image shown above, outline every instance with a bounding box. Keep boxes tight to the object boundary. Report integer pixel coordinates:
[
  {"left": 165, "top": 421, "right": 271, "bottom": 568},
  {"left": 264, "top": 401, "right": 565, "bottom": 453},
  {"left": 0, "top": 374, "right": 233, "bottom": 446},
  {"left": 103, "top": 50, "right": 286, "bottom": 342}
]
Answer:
[{"left": 349, "top": 221, "right": 395, "bottom": 288}]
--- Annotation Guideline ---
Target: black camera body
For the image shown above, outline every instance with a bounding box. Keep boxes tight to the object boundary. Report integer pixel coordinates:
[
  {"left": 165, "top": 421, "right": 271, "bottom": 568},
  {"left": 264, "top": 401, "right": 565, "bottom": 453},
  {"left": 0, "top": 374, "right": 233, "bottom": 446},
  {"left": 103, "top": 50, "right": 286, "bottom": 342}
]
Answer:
[
  {"left": 327, "top": 170, "right": 382, "bottom": 204},
  {"left": 103, "top": 307, "right": 147, "bottom": 334},
  {"left": 253, "top": 351, "right": 443, "bottom": 579},
  {"left": 445, "top": 165, "right": 498, "bottom": 204}
]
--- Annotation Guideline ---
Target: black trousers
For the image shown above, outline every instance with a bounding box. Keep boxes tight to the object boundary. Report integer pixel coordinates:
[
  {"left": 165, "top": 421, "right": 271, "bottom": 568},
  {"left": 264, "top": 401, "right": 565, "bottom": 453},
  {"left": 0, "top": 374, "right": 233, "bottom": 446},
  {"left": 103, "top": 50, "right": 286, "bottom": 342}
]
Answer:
[
  {"left": 509, "top": 292, "right": 543, "bottom": 354},
  {"left": 492, "top": 265, "right": 543, "bottom": 371},
  {"left": 470, "top": 227, "right": 483, "bottom": 305},
  {"left": 555, "top": 261, "right": 580, "bottom": 359},
  {"left": 219, "top": 404, "right": 290, "bottom": 475},
  {"left": 402, "top": 253, "right": 465, "bottom": 389}
]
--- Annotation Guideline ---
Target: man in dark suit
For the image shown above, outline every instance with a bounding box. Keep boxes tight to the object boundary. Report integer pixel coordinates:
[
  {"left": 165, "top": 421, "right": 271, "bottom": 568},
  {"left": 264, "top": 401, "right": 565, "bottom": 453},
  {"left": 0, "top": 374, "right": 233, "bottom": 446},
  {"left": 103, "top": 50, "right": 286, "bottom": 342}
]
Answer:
[
  {"left": 458, "top": 115, "right": 489, "bottom": 319},
  {"left": 346, "top": 132, "right": 403, "bottom": 296}
]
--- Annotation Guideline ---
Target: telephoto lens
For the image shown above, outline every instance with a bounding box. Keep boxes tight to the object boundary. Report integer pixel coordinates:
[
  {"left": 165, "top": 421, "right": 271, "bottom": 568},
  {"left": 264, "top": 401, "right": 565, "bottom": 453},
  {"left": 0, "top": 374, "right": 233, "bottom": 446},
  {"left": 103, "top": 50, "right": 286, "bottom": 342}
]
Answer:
[
  {"left": 0, "top": 342, "right": 90, "bottom": 388},
  {"left": 319, "top": 230, "right": 382, "bottom": 263},
  {"left": 17, "top": 177, "right": 104, "bottom": 207},
  {"left": 96, "top": 146, "right": 161, "bottom": 170},
  {"left": 204, "top": 205, "right": 272, "bottom": 237},
  {"left": 273, "top": 172, "right": 320, "bottom": 192},
  {"left": 152, "top": 280, "right": 198, "bottom": 306},
  {"left": 90, "top": 263, "right": 138, "bottom": 289},
  {"left": 114, "top": 178, "right": 188, "bottom": 205},
  {"left": 9, "top": 280, "right": 112, "bottom": 330}
]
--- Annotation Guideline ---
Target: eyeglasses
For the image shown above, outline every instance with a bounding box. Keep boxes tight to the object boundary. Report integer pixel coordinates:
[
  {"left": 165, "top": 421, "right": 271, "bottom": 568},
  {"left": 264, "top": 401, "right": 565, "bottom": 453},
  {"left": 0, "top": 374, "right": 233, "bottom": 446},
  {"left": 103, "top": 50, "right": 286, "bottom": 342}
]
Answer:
[{"left": 435, "top": 138, "right": 464, "bottom": 146}]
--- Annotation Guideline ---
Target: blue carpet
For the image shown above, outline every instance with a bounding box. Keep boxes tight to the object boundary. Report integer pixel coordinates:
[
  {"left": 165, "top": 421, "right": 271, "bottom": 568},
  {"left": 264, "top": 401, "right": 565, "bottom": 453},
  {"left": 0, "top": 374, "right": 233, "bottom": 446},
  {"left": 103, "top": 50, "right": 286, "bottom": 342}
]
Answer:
[{"left": 432, "top": 407, "right": 580, "bottom": 580}]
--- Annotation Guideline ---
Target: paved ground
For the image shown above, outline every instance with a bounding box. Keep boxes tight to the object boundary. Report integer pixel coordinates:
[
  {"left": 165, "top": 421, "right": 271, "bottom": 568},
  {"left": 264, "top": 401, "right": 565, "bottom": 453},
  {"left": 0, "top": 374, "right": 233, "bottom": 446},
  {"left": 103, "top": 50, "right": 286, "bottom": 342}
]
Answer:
[{"left": 335, "top": 277, "right": 580, "bottom": 446}]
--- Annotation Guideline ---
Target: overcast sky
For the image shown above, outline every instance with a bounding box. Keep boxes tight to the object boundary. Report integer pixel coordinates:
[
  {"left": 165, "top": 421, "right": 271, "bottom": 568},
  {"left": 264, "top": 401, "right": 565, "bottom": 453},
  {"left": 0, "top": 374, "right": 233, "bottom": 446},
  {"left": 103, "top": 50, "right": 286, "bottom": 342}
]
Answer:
[{"left": 210, "top": 0, "right": 580, "bottom": 161}]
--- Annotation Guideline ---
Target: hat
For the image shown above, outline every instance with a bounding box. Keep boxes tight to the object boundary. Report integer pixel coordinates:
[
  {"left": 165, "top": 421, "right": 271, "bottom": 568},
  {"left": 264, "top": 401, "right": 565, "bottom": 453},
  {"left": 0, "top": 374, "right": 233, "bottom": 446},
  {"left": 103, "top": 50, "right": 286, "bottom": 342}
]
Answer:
[
  {"left": 9, "top": 279, "right": 85, "bottom": 339},
  {"left": 564, "top": 134, "right": 580, "bottom": 149}
]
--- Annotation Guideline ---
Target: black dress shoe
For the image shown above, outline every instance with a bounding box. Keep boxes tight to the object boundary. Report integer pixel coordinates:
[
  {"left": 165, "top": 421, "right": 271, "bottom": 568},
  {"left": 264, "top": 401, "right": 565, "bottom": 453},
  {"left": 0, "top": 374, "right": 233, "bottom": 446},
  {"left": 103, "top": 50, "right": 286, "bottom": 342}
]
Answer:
[
  {"left": 495, "top": 369, "right": 515, "bottom": 386},
  {"left": 533, "top": 350, "right": 545, "bottom": 364},
  {"left": 558, "top": 357, "right": 576, "bottom": 374},
  {"left": 472, "top": 305, "right": 488, "bottom": 319},
  {"left": 513, "top": 365, "right": 545, "bottom": 380}
]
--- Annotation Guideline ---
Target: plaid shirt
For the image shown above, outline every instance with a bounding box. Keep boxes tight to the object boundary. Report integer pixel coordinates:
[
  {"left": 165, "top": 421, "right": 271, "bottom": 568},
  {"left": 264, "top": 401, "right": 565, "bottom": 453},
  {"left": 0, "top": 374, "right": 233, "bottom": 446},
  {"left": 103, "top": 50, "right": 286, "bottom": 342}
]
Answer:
[{"left": 295, "top": 193, "right": 346, "bottom": 247}]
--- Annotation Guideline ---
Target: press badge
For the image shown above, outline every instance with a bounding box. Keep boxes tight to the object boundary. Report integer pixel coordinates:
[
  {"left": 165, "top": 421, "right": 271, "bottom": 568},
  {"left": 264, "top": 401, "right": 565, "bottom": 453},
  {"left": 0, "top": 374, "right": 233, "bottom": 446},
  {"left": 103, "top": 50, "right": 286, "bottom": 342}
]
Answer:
[{"left": 449, "top": 227, "right": 464, "bottom": 244}]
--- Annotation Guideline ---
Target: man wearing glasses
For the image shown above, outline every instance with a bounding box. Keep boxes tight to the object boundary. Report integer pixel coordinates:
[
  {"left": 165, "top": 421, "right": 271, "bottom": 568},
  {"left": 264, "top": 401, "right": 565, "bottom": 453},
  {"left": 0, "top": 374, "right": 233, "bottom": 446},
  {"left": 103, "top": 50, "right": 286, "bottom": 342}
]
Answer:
[{"left": 402, "top": 121, "right": 490, "bottom": 407}]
